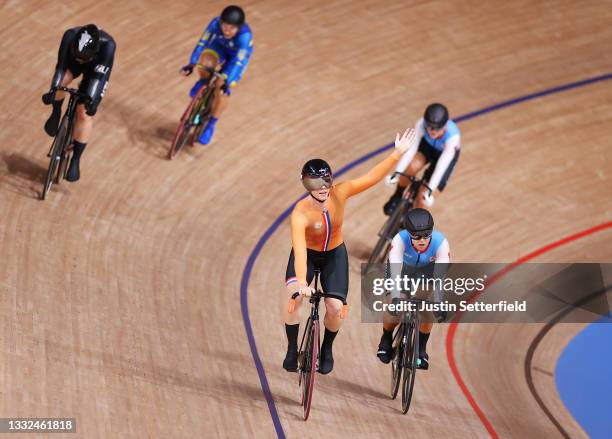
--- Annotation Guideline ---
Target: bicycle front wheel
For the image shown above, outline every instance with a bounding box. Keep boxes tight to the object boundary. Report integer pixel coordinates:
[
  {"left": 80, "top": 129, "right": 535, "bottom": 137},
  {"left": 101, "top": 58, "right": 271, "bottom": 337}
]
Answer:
[
  {"left": 365, "top": 200, "right": 405, "bottom": 272},
  {"left": 168, "top": 98, "right": 199, "bottom": 159},
  {"left": 41, "top": 115, "right": 69, "bottom": 200},
  {"left": 300, "top": 319, "right": 319, "bottom": 420},
  {"left": 401, "top": 313, "right": 419, "bottom": 414}
]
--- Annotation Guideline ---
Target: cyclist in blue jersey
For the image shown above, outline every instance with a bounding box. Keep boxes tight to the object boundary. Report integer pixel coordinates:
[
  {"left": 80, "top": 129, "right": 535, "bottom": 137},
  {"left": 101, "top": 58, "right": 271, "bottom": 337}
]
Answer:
[
  {"left": 179, "top": 5, "right": 254, "bottom": 145},
  {"left": 383, "top": 103, "right": 460, "bottom": 215},
  {"left": 377, "top": 208, "right": 450, "bottom": 369}
]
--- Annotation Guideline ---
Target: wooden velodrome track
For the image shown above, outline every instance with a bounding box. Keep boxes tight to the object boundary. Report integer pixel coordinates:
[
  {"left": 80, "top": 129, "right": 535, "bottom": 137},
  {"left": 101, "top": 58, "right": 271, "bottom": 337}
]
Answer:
[{"left": 1, "top": 0, "right": 611, "bottom": 437}]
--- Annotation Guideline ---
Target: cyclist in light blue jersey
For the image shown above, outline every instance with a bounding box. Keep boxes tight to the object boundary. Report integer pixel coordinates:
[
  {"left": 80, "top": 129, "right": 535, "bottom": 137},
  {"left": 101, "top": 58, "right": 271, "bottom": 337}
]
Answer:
[
  {"left": 377, "top": 208, "right": 450, "bottom": 370},
  {"left": 383, "top": 103, "right": 460, "bottom": 215}
]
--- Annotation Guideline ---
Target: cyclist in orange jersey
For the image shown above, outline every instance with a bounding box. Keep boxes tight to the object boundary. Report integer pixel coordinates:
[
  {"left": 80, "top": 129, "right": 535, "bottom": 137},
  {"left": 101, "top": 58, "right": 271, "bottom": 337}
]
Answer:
[{"left": 283, "top": 128, "right": 416, "bottom": 374}]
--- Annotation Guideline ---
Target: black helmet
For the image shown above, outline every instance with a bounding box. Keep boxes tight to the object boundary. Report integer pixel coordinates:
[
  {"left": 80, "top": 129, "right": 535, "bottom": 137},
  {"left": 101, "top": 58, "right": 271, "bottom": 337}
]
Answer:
[
  {"left": 220, "top": 5, "right": 246, "bottom": 27},
  {"left": 403, "top": 208, "right": 434, "bottom": 238},
  {"left": 70, "top": 24, "right": 101, "bottom": 63},
  {"left": 424, "top": 103, "right": 449, "bottom": 130},
  {"left": 301, "top": 159, "right": 332, "bottom": 191}
]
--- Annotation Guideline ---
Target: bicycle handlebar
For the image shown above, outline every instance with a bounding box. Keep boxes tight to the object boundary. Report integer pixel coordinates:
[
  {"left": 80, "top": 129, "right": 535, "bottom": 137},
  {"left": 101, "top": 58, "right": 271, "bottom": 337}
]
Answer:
[
  {"left": 290, "top": 290, "right": 346, "bottom": 304},
  {"left": 183, "top": 63, "right": 225, "bottom": 80},
  {"left": 391, "top": 172, "right": 432, "bottom": 193},
  {"left": 196, "top": 64, "right": 224, "bottom": 79},
  {"left": 288, "top": 290, "right": 348, "bottom": 318},
  {"left": 42, "top": 87, "right": 91, "bottom": 105}
]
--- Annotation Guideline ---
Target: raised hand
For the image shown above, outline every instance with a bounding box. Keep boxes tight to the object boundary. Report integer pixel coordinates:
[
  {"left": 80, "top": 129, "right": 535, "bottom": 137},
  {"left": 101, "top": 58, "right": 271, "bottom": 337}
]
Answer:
[{"left": 394, "top": 128, "right": 416, "bottom": 154}]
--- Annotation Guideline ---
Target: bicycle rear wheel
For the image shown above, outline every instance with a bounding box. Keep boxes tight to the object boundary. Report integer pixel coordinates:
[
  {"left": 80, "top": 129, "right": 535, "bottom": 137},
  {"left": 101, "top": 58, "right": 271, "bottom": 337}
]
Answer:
[
  {"left": 401, "top": 313, "right": 419, "bottom": 414},
  {"left": 300, "top": 319, "right": 319, "bottom": 420},
  {"left": 389, "top": 323, "right": 405, "bottom": 400},
  {"left": 41, "top": 115, "right": 69, "bottom": 200}
]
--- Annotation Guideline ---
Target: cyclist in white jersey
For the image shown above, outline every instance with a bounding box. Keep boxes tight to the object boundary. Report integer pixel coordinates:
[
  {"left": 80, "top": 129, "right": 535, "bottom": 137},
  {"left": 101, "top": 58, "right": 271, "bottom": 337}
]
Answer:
[{"left": 383, "top": 103, "right": 460, "bottom": 215}]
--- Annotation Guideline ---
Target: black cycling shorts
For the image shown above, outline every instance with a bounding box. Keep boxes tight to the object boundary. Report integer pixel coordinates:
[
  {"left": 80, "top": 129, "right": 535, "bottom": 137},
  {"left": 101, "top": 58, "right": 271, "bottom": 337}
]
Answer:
[
  {"left": 418, "top": 137, "right": 460, "bottom": 192},
  {"left": 285, "top": 243, "right": 349, "bottom": 301}
]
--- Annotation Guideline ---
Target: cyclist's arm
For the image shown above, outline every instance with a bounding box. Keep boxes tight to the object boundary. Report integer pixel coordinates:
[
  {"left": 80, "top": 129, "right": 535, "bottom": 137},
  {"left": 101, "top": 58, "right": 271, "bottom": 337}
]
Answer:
[
  {"left": 189, "top": 18, "right": 217, "bottom": 65},
  {"left": 435, "top": 238, "right": 450, "bottom": 263},
  {"left": 83, "top": 38, "right": 116, "bottom": 115},
  {"left": 221, "top": 32, "right": 253, "bottom": 88},
  {"left": 394, "top": 118, "right": 425, "bottom": 173},
  {"left": 388, "top": 233, "right": 405, "bottom": 300},
  {"left": 290, "top": 209, "right": 309, "bottom": 285},
  {"left": 432, "top": 238, "right": 450, "bottom": 302},
  {"left": 426, "top": 134, "right": 459, "bottom": 192},
  {"left": 335, "top": 151, "right": 401, "bottom": 199},
  {"left": 51, "top": 29, "right": 74, "bottom": 89}
]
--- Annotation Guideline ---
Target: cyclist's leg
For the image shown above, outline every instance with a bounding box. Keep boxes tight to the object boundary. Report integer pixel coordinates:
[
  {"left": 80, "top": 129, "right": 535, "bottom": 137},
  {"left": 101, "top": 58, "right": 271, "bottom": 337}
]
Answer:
[
  {"left": 197, "top": 47, "right": 237, "bottom": 145},
  {"left": 209, "top": 64, "right": 243, "bottom": 119},
  {"left": 415, "top": 322, "right": 432, "bottom": 369},
  {"left": 202, "top": 83, "right": 229, "bottom": 143},
  {"left": 416, "top": 149, "right": 460, "bottom": 209},
  {"left": 45, "top": 70, "right": 75, "bottom": 136},
  {"left": 67, "top": 69, "right": 110, "bottom": 182},
  {"left": 317, "top": 244, "right": 349, "bottom": 374},
  {"left": 384, "top": 140, "right": 429, "bottom": 214},
  {"left": 378, "top": 292, "right": 402, "bottom": 363},
  {"left": 415, "top": 288, "right": 435, "bottom": 369},
  {"left": 191, "top": 48, "right": 222, "bottom": 97},
  {"left": 283, "top": 248, "right": 315, "bottom": 371}
]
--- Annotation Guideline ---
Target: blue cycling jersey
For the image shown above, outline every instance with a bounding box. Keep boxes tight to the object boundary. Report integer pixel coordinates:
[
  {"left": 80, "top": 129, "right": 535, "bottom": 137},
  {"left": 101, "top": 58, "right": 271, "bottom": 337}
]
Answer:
[
  {"left": 422, "top": 120, "right": 460, "bottom": 153},
  {"left": 398, "top": 230, "right": 446, "bottom": 266},
  {"left": 189, "top": 17, "right": 254, "bottom": 87}
]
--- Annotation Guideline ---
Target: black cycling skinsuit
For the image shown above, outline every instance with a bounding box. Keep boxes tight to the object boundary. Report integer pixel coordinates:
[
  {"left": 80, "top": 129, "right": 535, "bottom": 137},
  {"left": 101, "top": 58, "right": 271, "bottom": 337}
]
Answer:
[{"left": 51, "top": 27, "right": 116, "bottom": 115}]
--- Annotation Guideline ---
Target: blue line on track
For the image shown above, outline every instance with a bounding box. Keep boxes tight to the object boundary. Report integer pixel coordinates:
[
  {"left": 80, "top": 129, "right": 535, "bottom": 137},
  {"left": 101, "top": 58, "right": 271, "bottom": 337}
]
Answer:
[{"left": 239, "top": 72, "right": 612, "bottom": 438}]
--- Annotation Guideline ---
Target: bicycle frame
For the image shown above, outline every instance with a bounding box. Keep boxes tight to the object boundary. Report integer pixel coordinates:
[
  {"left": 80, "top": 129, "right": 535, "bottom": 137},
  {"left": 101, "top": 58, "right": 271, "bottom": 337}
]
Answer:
[
  {"left": 45, "top": 89, "right": 80, "bottom": 157},
  {"left": 377, "top": 173, "right": 432, "bottom": 238},
  {"left": 169, "top": 66, "right": 223, "bottom": 158},
  {"left": 292, "top": 269, "right": 347, "bottom": 420},
  {"left": 42, "top": 87, "right": 90, "bottom": 199}
]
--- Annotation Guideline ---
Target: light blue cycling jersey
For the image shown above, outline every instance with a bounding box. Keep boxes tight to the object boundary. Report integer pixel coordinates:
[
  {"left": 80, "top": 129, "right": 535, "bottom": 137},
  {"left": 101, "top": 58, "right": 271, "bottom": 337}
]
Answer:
[
  {"left": 423, "top": 120, "right": 460, "bottom": 153},
  {"left": 398, "top": 229, "right": 446, "bottom": 266}
]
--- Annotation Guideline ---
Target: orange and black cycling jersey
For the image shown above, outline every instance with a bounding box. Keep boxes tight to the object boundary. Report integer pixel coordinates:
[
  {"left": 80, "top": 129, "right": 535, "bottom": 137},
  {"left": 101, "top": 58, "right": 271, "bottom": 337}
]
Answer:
[{"left": 290, "top": 151, "right": 401, "bottom": 285}]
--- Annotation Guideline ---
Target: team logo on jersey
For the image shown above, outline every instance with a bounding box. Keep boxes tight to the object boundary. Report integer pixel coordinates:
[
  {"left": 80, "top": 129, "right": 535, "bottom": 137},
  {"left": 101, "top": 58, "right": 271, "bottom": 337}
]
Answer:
[
  {"left": 100, "top": 81, "right": 109, "bottom": 97},
  {"left": 78, "top": 31, "right": 92, "bottom": 51},
  {"left": 95, "top": 65, "right": 109, "bottom": 74}
]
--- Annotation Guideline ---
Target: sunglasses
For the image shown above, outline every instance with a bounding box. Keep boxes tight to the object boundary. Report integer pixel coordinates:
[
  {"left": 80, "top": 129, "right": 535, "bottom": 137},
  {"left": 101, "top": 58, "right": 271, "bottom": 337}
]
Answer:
[
  {"left": 302, "top": 175, "right": 332, "bottom": 191},
  {"left": 426, "top": 124, "right": 445, "bottom": 132},
  {"left": 409, "top": 231, "right": 432, "bottom": 241}
]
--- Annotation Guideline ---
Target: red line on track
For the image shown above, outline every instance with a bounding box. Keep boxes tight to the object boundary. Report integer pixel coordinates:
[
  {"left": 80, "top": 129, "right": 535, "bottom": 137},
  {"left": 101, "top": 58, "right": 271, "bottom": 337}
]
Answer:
[{"left": 446, "top": 221, "right": 612, "bottom": 438}]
